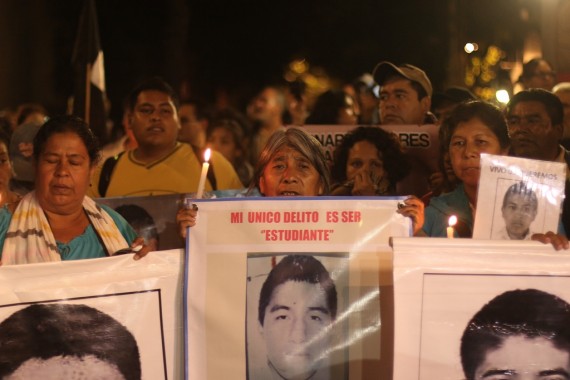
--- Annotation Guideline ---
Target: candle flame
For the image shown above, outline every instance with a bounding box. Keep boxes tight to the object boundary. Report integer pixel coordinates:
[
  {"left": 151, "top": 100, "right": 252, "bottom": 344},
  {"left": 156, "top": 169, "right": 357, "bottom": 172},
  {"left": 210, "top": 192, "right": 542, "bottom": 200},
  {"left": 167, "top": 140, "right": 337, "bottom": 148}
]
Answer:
[
  {"left": 204, "top": 148, "right": 211, "bottom": 162},
  {"left": 448, "top": 215, "right": 457, "bottom": 227}
]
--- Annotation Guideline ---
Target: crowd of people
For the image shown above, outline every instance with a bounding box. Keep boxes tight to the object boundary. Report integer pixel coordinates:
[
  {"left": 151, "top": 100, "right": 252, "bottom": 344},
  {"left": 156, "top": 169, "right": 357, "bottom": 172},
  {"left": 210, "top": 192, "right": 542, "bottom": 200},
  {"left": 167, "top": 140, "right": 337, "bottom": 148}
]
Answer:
[
  {"left": 0, "top": 56, "right": 569, "bottom": 380},
  {"left": 0, "top": 56, "right": 567, "bottom": 267}
]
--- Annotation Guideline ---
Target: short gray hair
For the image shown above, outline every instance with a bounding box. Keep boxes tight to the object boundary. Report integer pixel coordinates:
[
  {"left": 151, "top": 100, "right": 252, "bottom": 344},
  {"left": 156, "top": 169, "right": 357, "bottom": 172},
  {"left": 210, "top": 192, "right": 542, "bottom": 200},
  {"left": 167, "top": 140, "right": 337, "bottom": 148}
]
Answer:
[{"left": 249, "top": 127, "right": 330, "bottom": 195}]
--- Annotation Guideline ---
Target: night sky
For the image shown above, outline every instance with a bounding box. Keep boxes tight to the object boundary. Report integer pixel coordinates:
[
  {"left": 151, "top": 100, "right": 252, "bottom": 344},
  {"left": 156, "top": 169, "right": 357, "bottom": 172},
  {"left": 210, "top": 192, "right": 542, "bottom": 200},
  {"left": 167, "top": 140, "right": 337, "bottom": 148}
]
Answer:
[{"left": 0, "top": 0, "right": 534, "bottom": 124}]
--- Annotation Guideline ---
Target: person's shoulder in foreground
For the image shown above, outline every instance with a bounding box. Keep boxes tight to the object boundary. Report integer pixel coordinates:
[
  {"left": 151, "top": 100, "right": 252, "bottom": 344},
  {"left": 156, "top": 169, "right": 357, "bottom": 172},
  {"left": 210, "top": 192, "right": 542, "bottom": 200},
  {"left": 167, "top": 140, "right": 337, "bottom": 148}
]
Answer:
[
  {"left": 0, "top": 199, "right": 138, "bottom": 263},
  {"left": 0, "top": 205, "right": 12, "bottom": 256},
  {"left": 99, "top": 203, "right": 138, "bottom": 242}
]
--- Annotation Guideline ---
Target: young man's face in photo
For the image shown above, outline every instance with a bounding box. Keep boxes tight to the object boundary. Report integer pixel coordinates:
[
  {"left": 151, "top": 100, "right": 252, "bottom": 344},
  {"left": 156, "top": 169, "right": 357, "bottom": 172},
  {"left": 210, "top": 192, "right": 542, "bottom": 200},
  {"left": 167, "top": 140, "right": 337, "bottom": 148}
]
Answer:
[
  {"left": 502, "top": 193, "right": 538, "bottom": 239},
  {"left": 473, "top": 335, "right": 570, "bottom": 380},
  {"left": 261, "top": 280, "right": 333, "bottom": 380}
]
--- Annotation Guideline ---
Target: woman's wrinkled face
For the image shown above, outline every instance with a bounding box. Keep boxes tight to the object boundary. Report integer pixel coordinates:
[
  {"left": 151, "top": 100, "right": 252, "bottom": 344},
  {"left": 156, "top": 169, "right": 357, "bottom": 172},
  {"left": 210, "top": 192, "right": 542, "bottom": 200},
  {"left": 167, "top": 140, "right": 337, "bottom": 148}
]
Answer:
[
  {"left": 35, "top": 132, "right": 94, "bottom": 214},
  {"left": 259, "top": 146, "right": 323, "bottom": 196},
  {"left": 345, "top": 140, "right": 385, "bottom": 182}
]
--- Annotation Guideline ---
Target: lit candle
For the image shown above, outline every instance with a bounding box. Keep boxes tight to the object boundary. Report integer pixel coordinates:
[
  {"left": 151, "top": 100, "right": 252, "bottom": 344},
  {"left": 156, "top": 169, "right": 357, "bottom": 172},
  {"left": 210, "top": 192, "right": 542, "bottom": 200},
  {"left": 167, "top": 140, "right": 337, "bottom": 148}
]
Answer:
[
  {"left": 447, "top": 215, "right": 457, "bottom": 238},
  {"left": 195, "top": 148, "right": 211, "bottom": 199}
]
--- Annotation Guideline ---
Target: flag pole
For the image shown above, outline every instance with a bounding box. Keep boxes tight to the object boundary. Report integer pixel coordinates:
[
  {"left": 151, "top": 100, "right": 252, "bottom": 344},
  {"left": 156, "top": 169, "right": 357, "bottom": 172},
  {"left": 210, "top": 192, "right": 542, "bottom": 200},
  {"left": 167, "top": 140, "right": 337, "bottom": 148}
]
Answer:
[{"left": 85, "top": 63, "right": 91, "bottom": 125}]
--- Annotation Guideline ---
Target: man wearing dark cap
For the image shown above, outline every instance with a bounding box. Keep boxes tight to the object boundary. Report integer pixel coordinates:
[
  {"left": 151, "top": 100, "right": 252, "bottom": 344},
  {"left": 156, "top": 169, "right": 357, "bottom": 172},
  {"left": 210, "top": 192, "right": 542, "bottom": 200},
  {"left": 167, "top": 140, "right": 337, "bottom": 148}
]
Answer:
[
  {"left": 372, "top": 61, "right": 436, "bottom": 197},
  {"left": 373, "top": 61, "right": 435, "bottom": 126}
]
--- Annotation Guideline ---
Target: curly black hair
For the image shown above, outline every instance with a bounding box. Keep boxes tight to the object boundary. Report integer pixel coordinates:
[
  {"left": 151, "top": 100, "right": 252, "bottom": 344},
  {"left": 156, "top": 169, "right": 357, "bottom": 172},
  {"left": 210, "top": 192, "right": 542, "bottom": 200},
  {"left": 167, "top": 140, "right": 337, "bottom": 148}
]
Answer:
[{"left": 331, "top": 126, "right": 410, "bottom": 189}]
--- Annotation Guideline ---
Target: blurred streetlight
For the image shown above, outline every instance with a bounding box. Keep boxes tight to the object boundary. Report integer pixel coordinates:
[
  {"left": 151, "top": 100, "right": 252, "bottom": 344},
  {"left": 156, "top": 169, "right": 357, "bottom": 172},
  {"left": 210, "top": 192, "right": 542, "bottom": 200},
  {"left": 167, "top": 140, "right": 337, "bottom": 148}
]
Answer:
[
  {"left": 464, "top": 42, "right": 479, "bottom": 54},
  {"left": 496, "top": 89, "right": 510, "bottom": 104}
]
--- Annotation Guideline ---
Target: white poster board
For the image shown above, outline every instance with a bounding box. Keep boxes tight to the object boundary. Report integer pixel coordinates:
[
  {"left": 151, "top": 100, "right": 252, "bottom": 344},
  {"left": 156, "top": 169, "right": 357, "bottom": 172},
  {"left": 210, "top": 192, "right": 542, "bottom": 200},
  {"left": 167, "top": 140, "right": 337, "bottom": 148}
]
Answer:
[
  {"left": 392, "top": 237, "right": 570, "bottom": 380},
  {"left": 0, "top": 250, "right": 184, "bottom": 379},
  {"left": 186, "top": 197, "right": 411, "bottom": 380},
  {"left": 473, "top": 154, "right": 566, "bottom": 240}
]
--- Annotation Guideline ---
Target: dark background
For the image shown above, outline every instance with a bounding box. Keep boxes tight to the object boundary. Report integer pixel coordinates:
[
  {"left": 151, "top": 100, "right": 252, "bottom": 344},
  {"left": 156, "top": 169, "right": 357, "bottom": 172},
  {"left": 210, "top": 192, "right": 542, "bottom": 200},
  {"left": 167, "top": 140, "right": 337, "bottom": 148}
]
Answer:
[{"left": 0, "top": 0, "right": 541, "bottom": 125}]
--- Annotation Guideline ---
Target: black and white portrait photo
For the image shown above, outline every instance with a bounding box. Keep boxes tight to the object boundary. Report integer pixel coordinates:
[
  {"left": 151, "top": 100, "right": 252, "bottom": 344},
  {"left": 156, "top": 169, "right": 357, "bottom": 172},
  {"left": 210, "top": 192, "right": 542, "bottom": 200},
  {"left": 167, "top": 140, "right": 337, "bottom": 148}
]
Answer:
[
  {"left": 0, "top": 290, "right": 167, "bottom": 380},
  {"left": 417, "top": 273, "right": 570, "bottom": 379},
  {"left": 460, "top": 288, "right": 570, "bottom": 380},
  {"left": 490, "top": 181, "right": 541, "bottom": 240},
  {"left": 0, "top": 303, "right": 141, "bottom": 380},
  {"left": 473, "top": 154, "right": 565, "bottom": 239},
  {"left": 246, "top": 253, "right": 348, "bottom": 380}
]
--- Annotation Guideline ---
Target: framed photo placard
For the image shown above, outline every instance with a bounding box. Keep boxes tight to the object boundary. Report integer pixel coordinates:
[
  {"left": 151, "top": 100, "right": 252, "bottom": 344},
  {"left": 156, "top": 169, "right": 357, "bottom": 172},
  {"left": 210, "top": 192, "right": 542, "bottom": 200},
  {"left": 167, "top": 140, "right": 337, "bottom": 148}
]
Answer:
[
  {"left": 186, "top": 197, "right": 411, "bottom": 380},
  {"left": 0, "top": 250, "right": 184, "bottom": 379},
  {"left": 473, "top": 153, "right": 566, "bottom": 240},
  {"left": 392, "top": 237, "right": 570, "bottom": 380}
]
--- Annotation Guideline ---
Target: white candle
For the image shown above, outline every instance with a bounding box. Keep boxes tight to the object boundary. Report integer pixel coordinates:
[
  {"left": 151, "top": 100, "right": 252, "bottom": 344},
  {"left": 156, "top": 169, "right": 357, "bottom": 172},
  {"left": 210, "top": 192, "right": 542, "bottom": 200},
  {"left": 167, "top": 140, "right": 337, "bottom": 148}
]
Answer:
[
  {"left": 447, "top": 215, "right": 457, "bottom": 238},
  {"left": 195, "top": 148, "right": 211, "bottom": 199}
]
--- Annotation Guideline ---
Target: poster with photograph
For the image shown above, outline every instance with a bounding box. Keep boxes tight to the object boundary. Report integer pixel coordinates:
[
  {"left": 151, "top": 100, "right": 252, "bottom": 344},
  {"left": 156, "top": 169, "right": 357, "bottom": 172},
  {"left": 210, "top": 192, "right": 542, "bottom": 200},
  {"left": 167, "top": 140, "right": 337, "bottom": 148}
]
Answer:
[
  {"left": 0, "top": 250, "right": 184, "bottom": 379},
  {"left": 96, "top": 191, "right": 260, "bottom": 251},
  {"left": 97, "top": 194, "right": 186, "bottom": 250},
  {"left": 186, "top": 197, "right": 411, "bottom": 380},
  {"left": 392, "top": 237, "right": 570, "bottom": 380},
  {"left": 473, "top": 153, "right": 566, "bottom": 240}
]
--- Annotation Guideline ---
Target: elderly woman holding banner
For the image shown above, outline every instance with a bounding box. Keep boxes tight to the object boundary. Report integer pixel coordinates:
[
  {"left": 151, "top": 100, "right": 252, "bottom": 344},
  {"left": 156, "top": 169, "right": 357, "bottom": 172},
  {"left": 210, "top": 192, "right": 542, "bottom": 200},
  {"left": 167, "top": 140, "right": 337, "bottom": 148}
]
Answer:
[
  {"left": 177, "top": 127, "right": 420, "bottom": 237},
  {"left": 177, "top": 127, "right": 330, "bottom": 237},
  {"left": 0, "top": 116, "right": 151, "bottom": 265}
]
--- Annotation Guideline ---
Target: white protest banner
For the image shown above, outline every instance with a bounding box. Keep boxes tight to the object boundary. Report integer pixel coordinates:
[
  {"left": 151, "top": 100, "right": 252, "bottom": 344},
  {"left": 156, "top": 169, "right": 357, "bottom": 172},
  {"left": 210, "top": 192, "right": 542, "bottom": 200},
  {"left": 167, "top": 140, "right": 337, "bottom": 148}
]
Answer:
[
  {"left": 392, "top": 237, "right": 570, "bottom": 380},
  {"left": 0, "top": 250, "right": 184, "bottom": 379},
  {"left": 186, "top": 197, "right": 411, "bottom": 380},
  {"left": 473, "top": 154, "right": 566, "bottom": 240}
]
